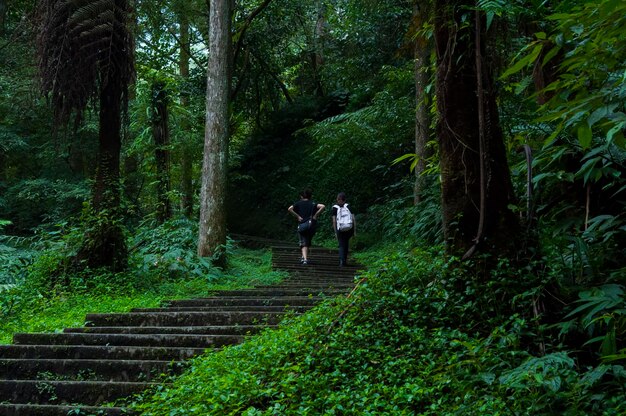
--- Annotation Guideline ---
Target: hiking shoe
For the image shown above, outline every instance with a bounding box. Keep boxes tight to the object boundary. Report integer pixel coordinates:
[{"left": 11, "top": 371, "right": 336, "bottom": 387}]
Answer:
[{"left": 302, "top": 260, "right": 308, "bottom": 265}]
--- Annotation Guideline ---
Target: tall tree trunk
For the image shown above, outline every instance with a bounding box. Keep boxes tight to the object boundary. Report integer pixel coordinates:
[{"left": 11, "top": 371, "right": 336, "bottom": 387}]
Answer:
[
  {"left": 179, "top": 12, "right": 194, "bottom": 218},
  {"left": 413, "top": 0, "right": 432, "bottom": 205},
  {"left": 434, "top": 0, "right": 517, "bottom": 261},
  {"left": 0, "top": 0, "right": 7, "bottom": 34},
  {"left": 312, "top": 0, "right": 326, "bottom": 97},
  {"left": 198, "top": 0, "right": 231, "bottom": 265},
  {"left": 76, "top": 78, "right": 128, "bottom": 272},
  {"left": 93, "top": 80, "right": 122, "bottom": 212},
  {"left": 152, "top": 81, "right": 172, "bottom": 223}
]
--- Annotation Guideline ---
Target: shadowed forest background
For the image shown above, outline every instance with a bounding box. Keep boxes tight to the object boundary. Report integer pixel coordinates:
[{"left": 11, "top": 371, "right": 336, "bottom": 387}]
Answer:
[{"left": 1, "top": 0, "right": 625, "bottom": 414}]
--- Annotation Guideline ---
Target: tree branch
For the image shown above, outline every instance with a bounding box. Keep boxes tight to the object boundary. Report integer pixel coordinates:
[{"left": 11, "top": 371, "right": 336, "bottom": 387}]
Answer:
[
  {"left": 232, "top": 0, "right": 273, "bottom": 65},
  {"left": 166, "top": 25, "right": 205, "bottom": 69}
]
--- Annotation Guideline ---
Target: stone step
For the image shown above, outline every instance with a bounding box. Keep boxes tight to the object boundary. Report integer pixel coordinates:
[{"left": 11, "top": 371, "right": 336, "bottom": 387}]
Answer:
[
  {"left": 254, "top": 282, "right": 354, "bottom": 289},
  {"left": 0, "top": 358, "right": 184, "bottom": 382},
  {"left": 271, "top": 253, "right": 358, "bottom": 262},
  {"left": 208, "top": 288, "right": 348, "bottom": 297},
  {"left": 131, "top": 305, "right": 313, "bottom": 313},
  {"left": 271, "top": 246, "right": 340, "bottom": 255},
  {"left": 0, "top": 241, "right": 359, "bottom": 413},
  {"left": 64, "top": 325, "right": 272, "bottom": 335},
  {"left": 280, "top": 276, "right": 356, "bottom": 282},
  {"left": 12, "top": 333, "right": 243, "bottom": 348},
  {"left": 0, "top": 404, "right": 129, "bottom": 416},
  {"left": 0, "top": 380, "right": 155, "bottom": 405},
  {"left": 0, "top": 345, "right": 208, "bottom": 360},
  {"left": 272, "top": 267, "right": 360, "bottom": 276},
  {"left": 85, "top": 311, "right": 286, "bottom": 327},
  {"left": 163, "top": 297, "right": 321, "bottom": 307},
  {"left": 272, "top": 260, "right": 360, "bottom": 267}
]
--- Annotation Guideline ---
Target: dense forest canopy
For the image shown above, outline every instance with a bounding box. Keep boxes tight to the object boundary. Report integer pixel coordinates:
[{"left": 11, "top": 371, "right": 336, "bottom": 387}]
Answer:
[{"left": 0, "top": 0, "right": 625, "bottom": 412}]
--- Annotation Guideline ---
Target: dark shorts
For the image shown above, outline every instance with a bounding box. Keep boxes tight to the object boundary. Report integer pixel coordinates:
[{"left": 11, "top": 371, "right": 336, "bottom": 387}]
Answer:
[{"left": 297, "top": 219, "right": 317, "bottom": 247}]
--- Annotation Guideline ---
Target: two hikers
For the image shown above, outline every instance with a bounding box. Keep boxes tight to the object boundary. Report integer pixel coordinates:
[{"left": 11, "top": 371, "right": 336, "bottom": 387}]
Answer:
[{"left": 288, "top": 189, "right": 356, "bottom": 266}]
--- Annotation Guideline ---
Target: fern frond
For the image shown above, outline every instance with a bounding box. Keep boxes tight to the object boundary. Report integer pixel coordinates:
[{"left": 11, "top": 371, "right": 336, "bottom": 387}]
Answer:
[{"left": 37, "top": 0, "right": 135, "bottom": 126}]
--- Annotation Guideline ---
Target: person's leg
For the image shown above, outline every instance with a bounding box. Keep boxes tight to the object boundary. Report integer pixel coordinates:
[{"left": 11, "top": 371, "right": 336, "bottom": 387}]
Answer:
[
  {"left": 301, "top": 245, "right": 309, "bottom": 262},
  {"left": 344, "top": 230, "right": 354, "bottom": 265},
  {"left": 300, "top": 231, "right": 312, "bottom": 264},
  {"left": 337, "top": 232, "right": 348, "bottom": 266},
  {"left": 298, "top": 232, "right": 307, "bottom": 263}
]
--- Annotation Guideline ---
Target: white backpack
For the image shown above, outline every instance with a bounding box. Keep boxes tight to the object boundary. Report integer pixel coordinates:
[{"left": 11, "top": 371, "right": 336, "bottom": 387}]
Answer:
[{"left": 334, "top": 204, "right": 353, "bottom": 231}]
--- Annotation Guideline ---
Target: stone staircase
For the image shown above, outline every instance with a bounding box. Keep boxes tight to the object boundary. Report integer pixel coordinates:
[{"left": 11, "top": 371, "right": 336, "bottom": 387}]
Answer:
[{"left": 0, "top": 242, "right": 360, "bottom": 415}]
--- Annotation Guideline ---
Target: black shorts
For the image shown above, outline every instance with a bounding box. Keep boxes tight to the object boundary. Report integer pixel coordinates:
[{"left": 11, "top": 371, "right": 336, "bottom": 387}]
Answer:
[{"left": 297, "top": 220, "right": 316, "bottom": 247}]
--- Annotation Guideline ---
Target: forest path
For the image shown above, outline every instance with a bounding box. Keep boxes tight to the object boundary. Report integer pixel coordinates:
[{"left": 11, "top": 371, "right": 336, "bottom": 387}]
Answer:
[{"left": 0, "top": 237, "right": 360, "bottom": 415}]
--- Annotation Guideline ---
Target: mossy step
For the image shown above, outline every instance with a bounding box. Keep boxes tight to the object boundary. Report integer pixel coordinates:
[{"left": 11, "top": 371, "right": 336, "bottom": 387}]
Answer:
[
  {"left": 85, "top": 311, "right": 286, "bottom": 327},
  {"left": 0, "top": 403, "right": 131, "bottom": 416},
  {"left": 12, "top": 333, "right": 243, "bottom": 348},
  {"left": 163, "top": 297, "right": 321, "bottom": 307},
  {"left": 0, "top": 380, "right": 156, "bottom": 405},
  {"left": 271, "top": 247, "right": 341, "bottom": 255},
  {"left": 254, "top": 283, "right": 354, "bottom": 289},
  {"left": 0, "top": 345, "right": 208, "bottom": 360},
  {"left": 64, "top": 325, "right": 272, "bottom": 335},
  {"left": 272, "top": 261, "right": 361, "bottom": 269},
  {"left": 0, "top": 358, "right": 185, "bottom": 382},
  {"left": 208, "top": 288, "right": 348, "bottom": 297},
  {"left": 272, "top": 268, "right": 360, "bottom": 277},
  {"left": 131, "top": 305, "right": 312, "bottom": 313}
]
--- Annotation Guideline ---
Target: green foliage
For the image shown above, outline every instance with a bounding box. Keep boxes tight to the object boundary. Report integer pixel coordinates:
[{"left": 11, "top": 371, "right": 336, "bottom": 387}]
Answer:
[
  {"left": 1, "top": 179, "right": 89, "bottom": 233},
  {"left": 361, "top": 177, "right": 442, "bottom": 247},
  {"left": 559, "top": 284, "right": 626, "bottom": 358},
  {"left": 539, "top": 0, "right": 626, "bottom": 149},
  {"left": 131, "top": 247, "right": 626, "bottom": 415},
  {"left": 130, "top": 217, "right": 222, "bottom": 279},
  {"left": 0, "top": 239, "right": 284, "bottom": 344}
]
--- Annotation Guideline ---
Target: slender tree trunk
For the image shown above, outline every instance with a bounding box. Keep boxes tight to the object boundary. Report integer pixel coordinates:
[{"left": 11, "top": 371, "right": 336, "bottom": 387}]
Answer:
[
  {"left": 198, "top": 0, "right": 231, "bottom": 264},
  {"left": 312, "top": 0, "right": 326, "bottom": 97},
  {"left": 152, "top": 81, "right": 172, "bottom": 223},
  {"left": 434, "top": 0, "right": 517, "bottom": 260},
  {"left": 413, "top": 0, "right": 432, "bottom": 205},
  {"left": 179, "top": 12, "right": 194, "bottom": 218},
  {"left": 76, "top": 78, "right": 128, "bottom": 271}
]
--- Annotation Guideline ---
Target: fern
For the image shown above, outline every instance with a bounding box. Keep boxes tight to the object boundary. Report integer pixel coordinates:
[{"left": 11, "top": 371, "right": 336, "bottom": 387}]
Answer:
[{"left": 37, "top": 0, "right": 135, "bottom": 125}]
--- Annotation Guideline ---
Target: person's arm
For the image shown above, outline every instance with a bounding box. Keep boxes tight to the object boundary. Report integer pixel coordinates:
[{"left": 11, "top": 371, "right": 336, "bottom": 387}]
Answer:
[
  {"left": 313, "top": 203, "right": 325, "bottom": 220},
  {"left": 352, "top": 213, "right": 356, "bottom": 236},
  {"left": 288, "top": 205, "right": 303, "bottom": 222}
]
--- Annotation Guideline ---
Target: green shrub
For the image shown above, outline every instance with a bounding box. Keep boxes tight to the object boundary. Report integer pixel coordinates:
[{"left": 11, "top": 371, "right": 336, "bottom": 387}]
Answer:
[{"left": 131, "top": 246, "right": 626, "bottom": 415}]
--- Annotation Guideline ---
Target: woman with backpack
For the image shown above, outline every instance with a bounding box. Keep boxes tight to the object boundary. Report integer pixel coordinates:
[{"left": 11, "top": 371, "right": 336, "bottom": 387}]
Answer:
[
  {"left": 288, "top": 188, "right": 325, "bottom": 265},
  {"left": 332, "top": 192, "right": 356, "bottom": 267}
]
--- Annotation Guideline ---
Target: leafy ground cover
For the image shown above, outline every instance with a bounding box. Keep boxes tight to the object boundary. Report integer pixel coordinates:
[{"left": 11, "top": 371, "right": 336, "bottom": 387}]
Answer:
[
  {"left": 0, "top": 245, "right": 286, "bottom": 345},
  {"left": 130, "top": 245, "right": 626, "bottom": 415}
]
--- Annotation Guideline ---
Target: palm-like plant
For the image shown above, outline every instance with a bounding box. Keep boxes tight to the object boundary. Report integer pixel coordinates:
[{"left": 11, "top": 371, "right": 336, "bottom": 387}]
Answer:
[{"left": 37, "top": 0, "right": 135, "bottom": 271}]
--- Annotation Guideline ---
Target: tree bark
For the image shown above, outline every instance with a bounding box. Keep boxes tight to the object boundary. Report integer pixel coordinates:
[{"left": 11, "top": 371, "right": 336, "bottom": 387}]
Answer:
[
  {"left": 93, "top": 79, "right": 122, "bottom": 212},
  {"left": 75, "top": 77, "right": 128, "bottom": 272},
  {"left": 152, "top": 81, "right": 172, "bottom": 223},
  {"left": 434, "top": 0, "right": 517, "bottom": 260},
  {"left": 179, "top": 11, "right": 194, "bottom": 218},
  {"left": 413, "top": 0, "right": 431, "bottom": 205},
  {"left": 312, "top": 0, "right": 326, "bottom": 96},
  {"left": 198, "top": 0, "right": 231, "bottom": 265},
  {"left": 0, "top": 0, "right": 7, "bottom": 34}
]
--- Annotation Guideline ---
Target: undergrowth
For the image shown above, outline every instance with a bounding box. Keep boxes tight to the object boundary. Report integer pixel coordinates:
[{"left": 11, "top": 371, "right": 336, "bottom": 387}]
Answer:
[
  {"left": 0, "top": 246, "right": 286, "bottom": 345},
  {"left": 130, "top": 245, "right": 626, "bottom": 415}
]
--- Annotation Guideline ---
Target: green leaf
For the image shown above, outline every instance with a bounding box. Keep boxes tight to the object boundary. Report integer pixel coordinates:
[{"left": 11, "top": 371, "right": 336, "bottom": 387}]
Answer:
[
  {"left": 501, "top": 43, "right": 543, "bottom": 79},
  {"left": 577, "top": 123, "right": 593, "bottom": 149},
  {"left": 392, "top": 153, "right": 416, "bottom": 166}
]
